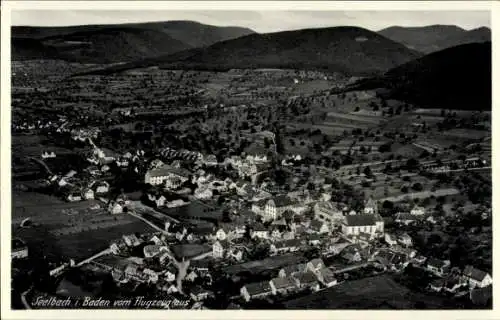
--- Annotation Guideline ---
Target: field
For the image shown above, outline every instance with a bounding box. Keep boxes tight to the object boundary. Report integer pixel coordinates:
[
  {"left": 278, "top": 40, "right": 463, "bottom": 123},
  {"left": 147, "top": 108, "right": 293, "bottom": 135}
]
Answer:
[
  {"left": 284, "top": 275, "right": 449, "bottom": 309},
  {"left": 12, "top": 191, "right": 156, "bottom": 260},
  {"left": 14, "top": 220, "right": 155, "bottom": 261},
  {"left": 442, "top": 129, "right": 489, "bottom": 140},
  {"left": 224, "top": 253, "right": 306, "bottom": 275},
  {"left": 378, "top": 188, "right": 460, "bottom": 202}
]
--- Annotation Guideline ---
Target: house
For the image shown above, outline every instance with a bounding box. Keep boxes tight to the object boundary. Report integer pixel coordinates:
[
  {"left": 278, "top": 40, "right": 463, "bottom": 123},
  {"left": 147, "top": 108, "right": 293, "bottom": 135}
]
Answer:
[
  {"left": 314, "top": 201, "right": 344, "bottom": 228},
  {"left": 143, "top": 268, "right": 159, "bottom": 283},
  {"left": 94, "top": 181, "right": 110, "bottom": 195},
  {"left": 294, "top": 272, "right": 320, "bottom": 291},
  {"left": 307, "top": 234, "right": 323, "bottom": 246},
  {"left": 270, "top": 239, "right": 301, "bottom": 255},
  {"left": 66, "top": 191, "right": 82, "bottom": 202},
  {"left": 340, "top": 247, "right": 362, "bottom": 263},
  {"left": 82, "top": 188, "right": 94, "bottom": 200},
  {"left": 316, "top": 268, "right": 337, "bottom": 287},
  {"left": 426, "top": 258, "right": 450, "bottom": 277},
  {"left": 306, "top": 258, "right": 325, "bottom": 274},
  {"left": 263, "top": 195, "right": 294, "bottom": 221},
  {"left": 270, "top": 228, "right": 282, "bottom": 240},
  {"left": 429, "top": 279, "right": 445, "bottom": 292},
  {"left": 228, "top": 247, "right": 245, "bottom": 262},
  {"left": 123, "top": 234, "right": 141, "bottom": 247},
  {"left": 251, "top": 224, "right": 269, "bottom": 240},
  {"left": 212, "top": 240, "right": 230, "bottom": 259},
  {"left": 394, "top": 212, "right": 419, "bottom": 225},
  {"left": 143, "top": 245, "right": 163, "bottom": 258},
  {"left": 167, "top": 284, "right": 179, "bottom": 294},
  {"left": 185, "top": 271, "right": 198, "bottom": 282},
  {"left": 204, "top": 154, "right": 218, "bottom": 166},
  {"left": 190, "top": 287, "right": 213, "bottom": 302},
  {"left": 279, "top": 263, "right": 306, "bottom": 278},
  {"left": 413, "top": 255, "right": 427, "bottom": 265},
  {"left": 398, "top": 233, "right": 413, "bottom": 247},
  {"left": 164, "top": 269, "right": 176, "bottom": 283},
  {"left": 342, "top": 214, "right": 383, "bottom": 237},
  {"left": 410, "top": 205, "right": 426, "bottom": 216},
  {"left": 109, "top": 202, "right": 124, "bottom": 214},
  {"left": 12, "top": 238, "right": 28, "bottom": 259},
  {"left": 384, "top": 233, "right": 398, "bottom": 246},
  {"left": 150, "top": 235, "right": 163, "bottom": 245},
  {"left": 309, "top": 220, "right": 330, "bottom": 234},
  {"left": 240, "top": 281, "right": 274, "bottom": 302},
  {"left": 144, "top": 165, "right": 190, "bottom": 187},
  {"left": 251, "top": 199, "right": 267, "bottom": 216},
  {"left": 270, "top": 277, "right": 297, "bottom": 295},
  {"left": 324, "top": 241, "right": 351, "bottom": 255},
  {"left": 363, "top": 197, "right": 378, "bottom": 215},
  {"left": 462, "top": 266, "right": 493, "bottom": 288},
  {"left": 124, "top": 264, "right": 141, "bottom": 279},
  {"left": 41, "top": 151, "right": 56, "bottom": 159}
]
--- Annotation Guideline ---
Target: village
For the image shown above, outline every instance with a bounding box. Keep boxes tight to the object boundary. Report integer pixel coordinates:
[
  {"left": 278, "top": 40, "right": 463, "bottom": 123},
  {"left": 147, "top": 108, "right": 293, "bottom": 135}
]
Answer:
[{"left": 10, "top": 61, "right": 492, "bottom": 309}]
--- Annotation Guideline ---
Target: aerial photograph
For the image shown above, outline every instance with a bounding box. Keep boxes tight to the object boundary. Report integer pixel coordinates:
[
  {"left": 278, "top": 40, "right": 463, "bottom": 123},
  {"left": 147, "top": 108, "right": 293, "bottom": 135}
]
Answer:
[{"left": 9, "top": 8, "right": 492, "bottom": 310}]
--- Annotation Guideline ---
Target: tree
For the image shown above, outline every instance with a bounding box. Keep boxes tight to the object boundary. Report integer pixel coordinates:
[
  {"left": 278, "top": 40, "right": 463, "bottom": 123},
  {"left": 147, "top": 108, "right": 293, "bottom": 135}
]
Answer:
[
  {"left": 363, "top": 166, "right": 373, "bottom": 178},
  {"left": 378, "top": 143, "right": 391, "bottom": 153},
  {"left": 406, "top": 158, "right": 419, "bottom": 171},
  {"left": 412, "top": 183, "right": 423, "bottom": 191}
]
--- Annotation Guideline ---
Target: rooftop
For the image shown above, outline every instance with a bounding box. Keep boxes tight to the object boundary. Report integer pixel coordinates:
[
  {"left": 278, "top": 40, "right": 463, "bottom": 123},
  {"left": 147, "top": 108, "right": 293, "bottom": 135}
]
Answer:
[{"left": 344, "top": 214, "right": 377, "bottom": 226}]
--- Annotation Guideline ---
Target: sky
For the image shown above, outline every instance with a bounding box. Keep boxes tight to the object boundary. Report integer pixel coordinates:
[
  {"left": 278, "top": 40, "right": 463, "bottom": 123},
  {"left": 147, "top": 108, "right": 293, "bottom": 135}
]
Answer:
[{"left": 11, "top": 10, "right": 490, "bottom": 33}]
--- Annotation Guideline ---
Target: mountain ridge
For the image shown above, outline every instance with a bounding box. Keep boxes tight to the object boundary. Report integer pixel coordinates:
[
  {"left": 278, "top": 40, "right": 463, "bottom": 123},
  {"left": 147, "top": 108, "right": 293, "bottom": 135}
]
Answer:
[
  {"left": 378, "top": 25, "right": 490, "bottom": 53},
  {"left": 73, "top": 25, "right": 422, "bottom": 76},
  {"left": 11, "top": 20, "right": 256, "bottom": 63}
]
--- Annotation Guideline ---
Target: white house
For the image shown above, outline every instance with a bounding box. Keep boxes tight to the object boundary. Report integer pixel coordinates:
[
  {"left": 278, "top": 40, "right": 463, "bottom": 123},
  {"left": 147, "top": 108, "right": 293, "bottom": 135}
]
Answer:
[
  {"left": 82, "top": 188, "right": 95, "bottom": 200},
  {"left": 398, "top": 233, "right": 413, "bottom": 247},
  {"left": 94, "top": 181, "right": 110, "bottom": 194},
  {"left": 462, "top": 266, "right": 493, "bottom": 288},
  {"left": 384, "top": 233, "right": 398, "bottom": 246},
  {"left": 251, "top": 224, "right": 269, "bottom": 239},
  {"left": 240, "top": 282, "right": 274, "bottom": 302},
  {"left": 269, "top": 277, "right": 297, "bottom": 295},
  {"left": 410, "top": 205, "right": 426, "bottom": 216},
  {"left": 306, "top": 258, "right": 325, "bottom": 275},
  {"left": 67, "top": 192, "right": 82, "bottom": 202},
  {"left": 194, "top": 187, "right": 213, "bottom": 200},
  {"left": 213, "top": 240, "right": 229, "bottom": 259},
  {"left": 109, "top": 202, "right": 124, "bottom": 214},
  {"left": 144, "top": 165, "right": 190, "bottom": 187},
  {"left": 342, "top": 214, "right": 384, "bottom": 237},
  {"left": 263, "top": 195, "right": 293, "bottom": 221},
  {"left": 426, "top": 258, "right": 450, "bottom": 277}
]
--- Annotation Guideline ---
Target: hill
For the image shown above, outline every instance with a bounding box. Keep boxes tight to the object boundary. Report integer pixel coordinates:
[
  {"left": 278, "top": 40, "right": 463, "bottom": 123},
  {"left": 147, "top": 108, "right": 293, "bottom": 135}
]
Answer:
[
  {"left": 378, "top": 25, "right": 490, "bottom": 53},
  {"left": 11, "top": 20, "right": 255, "bottom": 63},
  {"left": 75, "top": 26, "right": 421, "bottom": 76},
  {"left": 350, "top": 42, "right": 491, "bottom": 111},
  {"left": 433, "top": 27, "right": 491, "bottom": 51}
]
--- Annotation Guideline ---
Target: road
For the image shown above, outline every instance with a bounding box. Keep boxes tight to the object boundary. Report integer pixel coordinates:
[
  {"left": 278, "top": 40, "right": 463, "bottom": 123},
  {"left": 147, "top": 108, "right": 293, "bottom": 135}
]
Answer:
[
  {"left": 126, "top": 209, "right": 191, "bottom": 293},
  {"left": 28, "top": 156, "right": 53, "bottom": 175}
]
